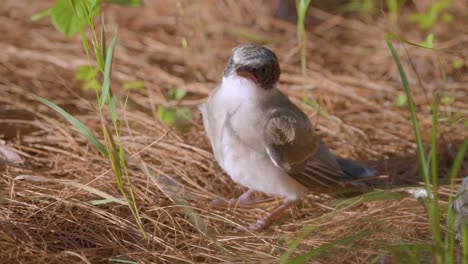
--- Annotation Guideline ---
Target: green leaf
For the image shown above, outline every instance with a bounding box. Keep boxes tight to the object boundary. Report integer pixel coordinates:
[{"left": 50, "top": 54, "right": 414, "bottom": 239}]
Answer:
[
  {"left": 105, "top": 0, "right": 142, "bottom": 6},
  {"left": 452, "top": 60, "right": 464, "bottom": 69},
  {"left": 157, "top": 106, "right": 177, "bottom": 126},
  {"left": 123, "top": 81, "right": 145, "bottom": 90},
  {"left": 76, "top": 65, "right": 99, "bottom": 81},
  {"left": 31, "top": 8, "right": 52, "bottom": 21},
  {"left": 50, "top": 0, "right": 101, "bottom": 38},
  {"left": 419, "top": 34, "right": 434, "bottom": 49},
  {"left": 100, "top": 28, "right": 118, "bottom": 107},
  {"left": 30, "top": 93, "right": 108, "bottom": 157},
  {"left": 441, "top": 96, "right": 455, "bottom": 105},
  {"left": 167, "top": 88, "right": 186, "bottom": 101},
  {"left": 396, "top": 93, "right": 407, "bottom": 107}
]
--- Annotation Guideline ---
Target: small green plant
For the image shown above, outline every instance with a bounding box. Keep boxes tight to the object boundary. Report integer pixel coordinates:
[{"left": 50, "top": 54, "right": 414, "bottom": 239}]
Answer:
[
  {"left": 157, "top": 88, "right": 193, "bottom": 133},
  {"left": 32, "top": 0, "right": 146, "bottom": 236},
  {"left": 31, "top": 0, "right": 141, "bottom": 38},
  {"left": 408, "top": 0, "right": 453, "bottom": 30}
]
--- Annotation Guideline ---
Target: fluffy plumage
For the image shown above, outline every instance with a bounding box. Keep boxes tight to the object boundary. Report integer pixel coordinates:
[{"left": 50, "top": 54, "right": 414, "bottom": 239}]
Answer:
[{"left": 200, "top": 44, "right": 375, "bottom": 231}]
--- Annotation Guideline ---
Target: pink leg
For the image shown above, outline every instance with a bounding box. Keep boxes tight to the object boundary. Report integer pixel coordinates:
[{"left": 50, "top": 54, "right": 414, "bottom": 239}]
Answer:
[
  {"left": 210, "top": 189, "right": 261, "bottom": 207},
  {"left": 238, "top": 199, "right": 299, "bottom": 232}
]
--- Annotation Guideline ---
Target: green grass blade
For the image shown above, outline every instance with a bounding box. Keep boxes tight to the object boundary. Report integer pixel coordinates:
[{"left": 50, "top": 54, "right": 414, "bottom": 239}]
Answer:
[
  {"left": 430, "top": 95, "right": 440, "bottom": 190},
  {"left": 447, "top": 137, "right": 468, "bottom": 261},
  {"left": 100, "top": 28, "right": 118, "bottom": 107},
  {"left": 296, "top": 0, "right": 312, "bottom": 77},
  {"left": 386, "top": 32, "right": 436, "bottom": 50},
  {"left": 384, "top": 33, "right": 429, "bottom": 186},
  {"left": 447, "top": 139, "right": 468, "bottom": 198},
  {"left": 30, "top": 93, "right": 108, "bottom": 157},
  {"left": 385, "top": 32, "right": 445, "bottom": 263},
  {"left": 101, "top": 15, "right": 107, "bottom": 61},
  {"left": 281, "top": 190, "right": 406, "bottom": 262},
  {"left": 30, "top": 8, "right": 52, "bottom": 21},
  {"left": 430, "top": 94, "right": 443, "bottom": 261},
  {"left": 287, "top": 230, "right": 371, "bottom": 264},
  {"left": 94, "top": 43, "right": 105, "bottom": 72}
]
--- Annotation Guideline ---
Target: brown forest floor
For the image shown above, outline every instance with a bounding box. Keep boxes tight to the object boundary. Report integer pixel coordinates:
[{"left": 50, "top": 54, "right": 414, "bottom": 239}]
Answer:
[{"left": 1, "top": 0, "right": 467, "bottom": 263}]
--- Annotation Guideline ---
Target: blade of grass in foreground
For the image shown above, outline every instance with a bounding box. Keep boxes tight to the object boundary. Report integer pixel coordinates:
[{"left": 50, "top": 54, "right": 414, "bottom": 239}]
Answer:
[
  {"left": 280, "top": 190, "right": 405, "bottom": 263},
  {"left": 384, "top": 32, "right": 443, "bottom": 263},
  {"left": 288, "top": 230, "right": 371, "bottom": 264},
  {"left": 30, "top": 93, "right": 108, "bottom": 157},
  {"left": 384, "top": 33, "right": 429, "bottom": 187}
]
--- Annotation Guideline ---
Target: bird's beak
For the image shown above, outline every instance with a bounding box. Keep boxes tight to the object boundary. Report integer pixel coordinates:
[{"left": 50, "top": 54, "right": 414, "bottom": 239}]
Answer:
[{"left": 235, "top": 66, "right": 257, "bottom": 83}]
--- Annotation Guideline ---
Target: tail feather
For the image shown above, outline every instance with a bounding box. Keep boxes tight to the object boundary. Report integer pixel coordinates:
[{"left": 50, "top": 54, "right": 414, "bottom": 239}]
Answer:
[{"left": 335, "top": 157, "right": 376, "bottom": 179}]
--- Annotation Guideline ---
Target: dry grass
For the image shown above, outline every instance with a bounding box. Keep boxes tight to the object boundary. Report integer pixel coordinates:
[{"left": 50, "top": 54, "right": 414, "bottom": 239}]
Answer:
[{"left": 1, "top": 0, "right": 467, "bottom": 263}]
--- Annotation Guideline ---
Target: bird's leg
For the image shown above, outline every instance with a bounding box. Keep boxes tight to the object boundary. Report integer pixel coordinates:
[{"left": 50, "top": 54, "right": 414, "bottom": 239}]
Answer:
[
  {"left": 210, "top": 189, "right": 261, "bottom": 207},
  {"left": 244, "top": 199, "right": 299, "bottom": 232}
]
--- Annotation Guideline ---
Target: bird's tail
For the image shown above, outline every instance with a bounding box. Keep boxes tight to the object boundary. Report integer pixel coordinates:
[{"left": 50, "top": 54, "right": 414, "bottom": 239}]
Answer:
[{"left": 335, "top": 156, "right": 376, "bottom": 179}]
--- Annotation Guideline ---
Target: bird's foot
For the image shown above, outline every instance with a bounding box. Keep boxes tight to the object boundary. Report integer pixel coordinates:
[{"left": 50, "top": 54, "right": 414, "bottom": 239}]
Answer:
[{"left": 234, "top": 199, "right": 298, "bottom": 232}]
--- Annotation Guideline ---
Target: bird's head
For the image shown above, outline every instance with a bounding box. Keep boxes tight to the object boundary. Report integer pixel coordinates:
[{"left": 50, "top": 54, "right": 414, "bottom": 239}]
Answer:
[{"left": 224, "top": 44, "right": 280, "bottom": 89}]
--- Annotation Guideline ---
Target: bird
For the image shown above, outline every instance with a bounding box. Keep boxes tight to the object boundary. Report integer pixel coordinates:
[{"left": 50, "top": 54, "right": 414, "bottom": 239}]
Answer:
[{"left": 199, "top": 44, "right": 375, "bottom": 231}]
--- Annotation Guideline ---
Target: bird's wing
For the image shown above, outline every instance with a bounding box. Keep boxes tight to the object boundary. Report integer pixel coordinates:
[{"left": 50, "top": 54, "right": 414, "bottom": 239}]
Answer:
[{"left": 264, "top": 110, "right": 345, "bottom": 189}]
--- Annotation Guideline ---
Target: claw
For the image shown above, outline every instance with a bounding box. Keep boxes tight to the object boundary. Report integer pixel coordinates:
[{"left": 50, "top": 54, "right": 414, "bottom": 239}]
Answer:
[{"left": 234, "top": 199, "right": 299, "bottom": 232}]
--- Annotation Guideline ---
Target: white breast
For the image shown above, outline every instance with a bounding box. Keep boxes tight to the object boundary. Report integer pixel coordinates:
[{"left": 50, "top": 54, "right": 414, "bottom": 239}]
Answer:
[{"left": 200, "top": 75, "right": 308, "bottom": 200}]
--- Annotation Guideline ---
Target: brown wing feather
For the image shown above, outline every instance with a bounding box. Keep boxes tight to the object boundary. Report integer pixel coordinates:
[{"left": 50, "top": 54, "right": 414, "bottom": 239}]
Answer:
[
  {"left": 288, "top": 140, "right": 345, "bottom": 188},
  {"left": 264, "top": 110, "right": 345, "bottom": 189}
]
